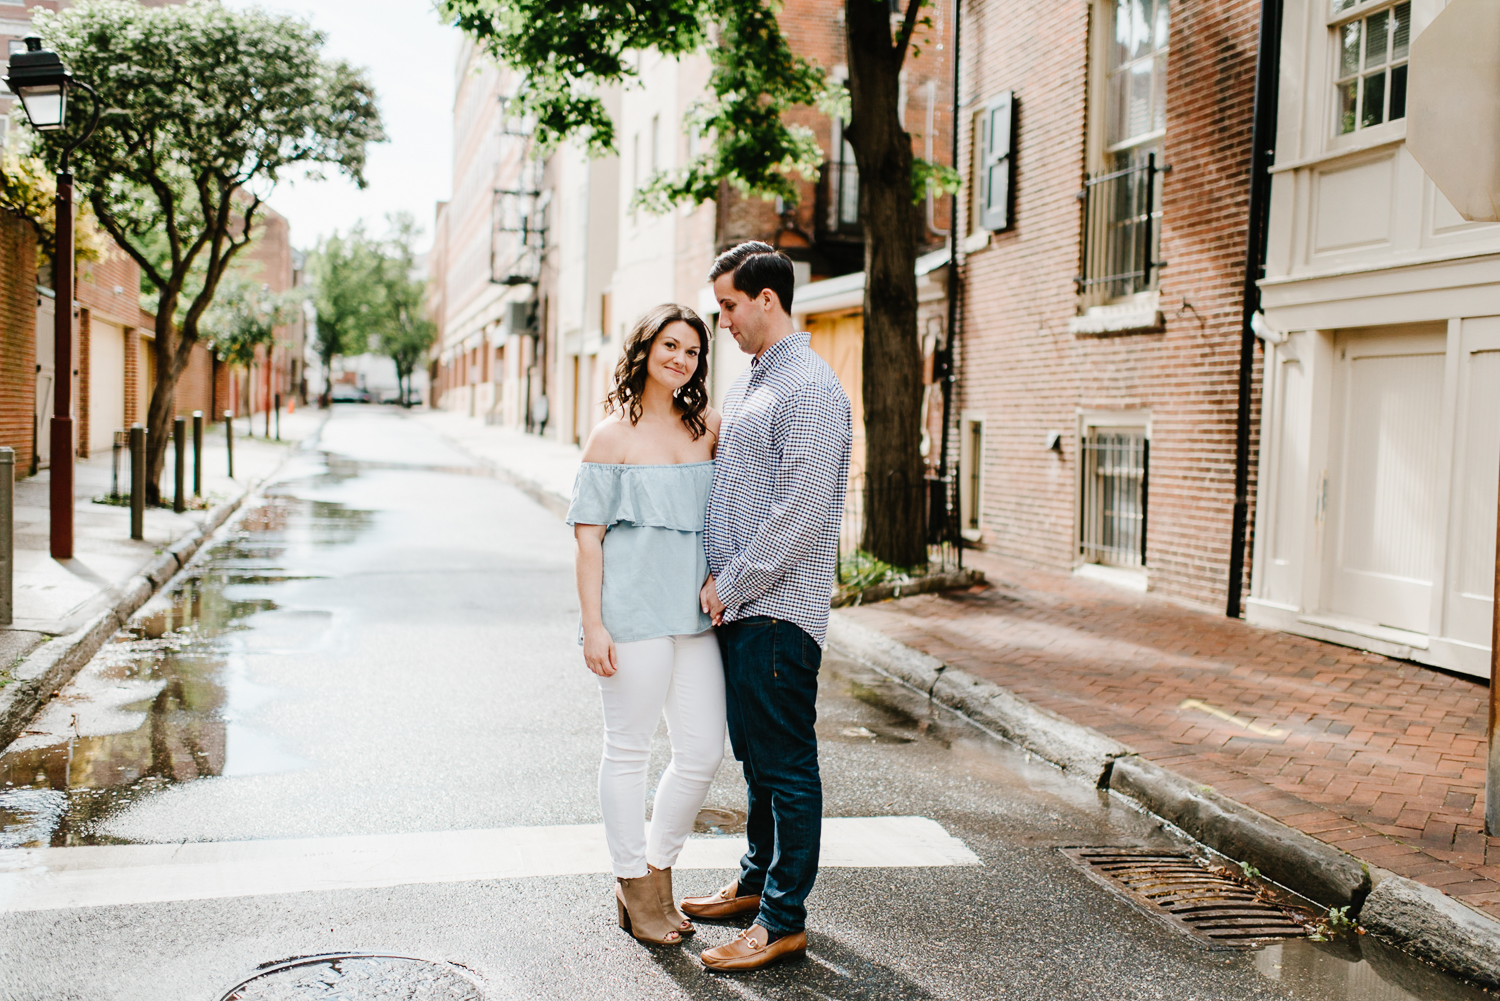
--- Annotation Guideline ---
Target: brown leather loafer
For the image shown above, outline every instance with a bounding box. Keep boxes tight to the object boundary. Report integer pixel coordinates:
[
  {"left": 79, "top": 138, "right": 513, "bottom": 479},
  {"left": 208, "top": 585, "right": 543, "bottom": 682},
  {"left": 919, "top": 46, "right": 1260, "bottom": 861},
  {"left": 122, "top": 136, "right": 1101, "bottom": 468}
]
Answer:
[
  {"left": 680, "top": 880, "right": 762, "bottom": 920},
  {"left": 700, "top": 927, "right": 807, "bottom": 971}
]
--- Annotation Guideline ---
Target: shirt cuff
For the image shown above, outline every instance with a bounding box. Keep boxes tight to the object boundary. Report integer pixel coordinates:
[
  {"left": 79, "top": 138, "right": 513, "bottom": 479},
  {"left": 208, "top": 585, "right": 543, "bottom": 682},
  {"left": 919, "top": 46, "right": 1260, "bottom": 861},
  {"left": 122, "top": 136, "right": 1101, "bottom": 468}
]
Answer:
[{"left": 714, "top": 568, "right": 744, "bottom": 610}]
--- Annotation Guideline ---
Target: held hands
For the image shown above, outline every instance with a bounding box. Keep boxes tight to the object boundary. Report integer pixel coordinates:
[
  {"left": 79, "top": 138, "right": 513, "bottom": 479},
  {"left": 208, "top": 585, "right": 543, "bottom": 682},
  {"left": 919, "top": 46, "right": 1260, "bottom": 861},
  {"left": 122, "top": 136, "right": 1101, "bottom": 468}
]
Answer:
[
  {"left": 700, "top": 575, "right": 726, "bottom": 626},
  {"left": 582, "top": 624, "right": 618, "bottom": 677}
]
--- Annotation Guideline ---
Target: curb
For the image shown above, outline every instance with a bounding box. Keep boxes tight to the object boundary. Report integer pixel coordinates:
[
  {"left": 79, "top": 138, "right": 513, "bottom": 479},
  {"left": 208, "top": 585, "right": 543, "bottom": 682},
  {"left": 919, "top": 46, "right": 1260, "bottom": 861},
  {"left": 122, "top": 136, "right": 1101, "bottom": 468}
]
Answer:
[
  {"left": 833, "top": 567, "right": 986, "bottom": 608},
  {"left": 827, "top": 612, "right": 1500, "bottom": 990},
  {"left": 0, "top": 432, "right": 314, "bottom": 753}
]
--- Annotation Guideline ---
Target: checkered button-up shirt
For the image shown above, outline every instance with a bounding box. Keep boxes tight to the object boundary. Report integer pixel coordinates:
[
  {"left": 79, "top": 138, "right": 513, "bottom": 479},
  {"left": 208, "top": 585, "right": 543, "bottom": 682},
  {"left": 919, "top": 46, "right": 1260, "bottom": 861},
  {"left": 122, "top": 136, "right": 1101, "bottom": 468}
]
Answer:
[{"left": 705, "top": 332, "right": 852, "bottom": 646}]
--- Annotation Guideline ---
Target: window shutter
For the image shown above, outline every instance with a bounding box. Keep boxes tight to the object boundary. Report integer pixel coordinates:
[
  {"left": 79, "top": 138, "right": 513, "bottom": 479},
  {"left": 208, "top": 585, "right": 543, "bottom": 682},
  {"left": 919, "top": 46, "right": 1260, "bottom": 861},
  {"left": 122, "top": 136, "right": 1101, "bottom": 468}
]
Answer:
[{"left": 981, "top": 92, "right": 1013, "bottom": 232}]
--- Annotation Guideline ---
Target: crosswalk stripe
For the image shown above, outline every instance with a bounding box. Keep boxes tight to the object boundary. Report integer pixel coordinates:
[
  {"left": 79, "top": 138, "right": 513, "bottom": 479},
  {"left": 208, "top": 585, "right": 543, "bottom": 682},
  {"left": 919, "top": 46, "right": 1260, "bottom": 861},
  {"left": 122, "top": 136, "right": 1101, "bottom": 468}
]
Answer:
[{"left": 0, "top": 815, "right": 979, "bottom": 912}]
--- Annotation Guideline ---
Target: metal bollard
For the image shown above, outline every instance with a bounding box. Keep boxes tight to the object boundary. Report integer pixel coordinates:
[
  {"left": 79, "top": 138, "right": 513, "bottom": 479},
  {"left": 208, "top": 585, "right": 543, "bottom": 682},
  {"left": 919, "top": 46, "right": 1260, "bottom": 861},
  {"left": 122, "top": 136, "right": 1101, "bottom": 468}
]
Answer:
[
  {"left": 224, "top": 410, "right": 234, "bottom": 479},
  {"left": 111, "top": 429, "right": 126, "bottom": 500},
  {"left": 192, "top": 411, "right": 203, "bottom": 496},
  {"left": 274, "top": 393, "right": 281, "bottom": 441},
  {"left": 130, "top": 424, "right": 145, "bottom": 540},
  {"left": 173, "top": 416, "right": 186, "bottom": 513},
  {"left": 0, "top": 447, "right": 13, "bottom": 626}
]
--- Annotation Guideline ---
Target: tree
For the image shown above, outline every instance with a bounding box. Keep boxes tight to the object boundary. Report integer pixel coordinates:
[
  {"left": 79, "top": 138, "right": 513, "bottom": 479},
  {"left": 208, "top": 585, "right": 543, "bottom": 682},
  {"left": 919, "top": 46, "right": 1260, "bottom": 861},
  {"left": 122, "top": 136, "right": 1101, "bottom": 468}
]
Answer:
[
  {"left": 199, "top": 272, "right": 301, "bottom": 369},
  {"left": 440, "top": 0, "right": 944, "bottom": 568},
  {"left": 28, "top": 0, "right": 384, "bottom": 502},
  {"left": 0, "top": 150, "right": 108, "bottom": 280},
  {"left": 372, "top": 215, "right": 437, "bottom": 407},
  {"left": 307, "top": 225, "right": 384, "bottom": 405}
]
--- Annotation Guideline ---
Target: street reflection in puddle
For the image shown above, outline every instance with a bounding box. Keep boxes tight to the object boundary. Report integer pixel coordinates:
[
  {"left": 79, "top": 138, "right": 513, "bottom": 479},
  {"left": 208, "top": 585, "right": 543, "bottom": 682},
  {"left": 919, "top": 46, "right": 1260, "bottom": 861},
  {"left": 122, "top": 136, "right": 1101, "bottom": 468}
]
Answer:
[{"left": 0, "top": 492, "right": 370, "bottom": 849}]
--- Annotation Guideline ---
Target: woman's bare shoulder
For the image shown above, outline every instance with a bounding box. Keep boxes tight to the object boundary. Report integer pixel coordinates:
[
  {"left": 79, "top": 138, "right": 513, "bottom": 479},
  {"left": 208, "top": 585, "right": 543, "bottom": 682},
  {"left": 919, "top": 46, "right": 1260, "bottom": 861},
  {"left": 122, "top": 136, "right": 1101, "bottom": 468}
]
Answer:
[
  {"left": 581, "top": 415, "right": 630, "bottom": 464},
  {"left": 705, "top": 407, "right": 723, "bottom": 438}
]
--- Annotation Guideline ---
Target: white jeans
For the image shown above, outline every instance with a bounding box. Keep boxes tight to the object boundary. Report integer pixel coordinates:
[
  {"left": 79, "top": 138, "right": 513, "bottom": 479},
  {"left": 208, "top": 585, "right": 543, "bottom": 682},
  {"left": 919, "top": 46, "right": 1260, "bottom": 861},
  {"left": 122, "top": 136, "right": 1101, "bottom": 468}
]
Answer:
[{"left": 598, "top": 630, "right": 726, "bottom": 879}]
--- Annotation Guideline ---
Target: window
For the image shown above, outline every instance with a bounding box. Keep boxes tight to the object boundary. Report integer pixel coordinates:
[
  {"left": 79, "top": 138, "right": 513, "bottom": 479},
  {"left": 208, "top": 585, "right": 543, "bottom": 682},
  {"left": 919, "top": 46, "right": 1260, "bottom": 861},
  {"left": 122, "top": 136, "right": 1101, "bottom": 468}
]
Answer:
[
  {"left": 650, "top": 114, "right": 660, "bottom": 172},
  {"left": 1332, "top": 1, "right": 1409, "bottom": 135},
  {"left": 1079, "top": 424, "right": 1149, "bottom": 568},
  {"left": 1078, "top": 0, "right": 1168, "bottom": 306},
  {"left": 959, "top": 415, "right": 984, "bottom": 541},
  {"left": 825, "top": 89, "right": 859, "bottom": 236},
  {"left": 1106, "top": 0, "right": 1168, "bottom": 158}
]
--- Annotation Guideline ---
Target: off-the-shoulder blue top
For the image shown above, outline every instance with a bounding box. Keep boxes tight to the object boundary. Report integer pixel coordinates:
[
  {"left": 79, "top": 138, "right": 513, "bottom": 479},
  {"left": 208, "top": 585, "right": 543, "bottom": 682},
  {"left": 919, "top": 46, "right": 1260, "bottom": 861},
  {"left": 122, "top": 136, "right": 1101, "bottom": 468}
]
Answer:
[{"left": 565, "top": 461, "right": 715, "bottom": 643}]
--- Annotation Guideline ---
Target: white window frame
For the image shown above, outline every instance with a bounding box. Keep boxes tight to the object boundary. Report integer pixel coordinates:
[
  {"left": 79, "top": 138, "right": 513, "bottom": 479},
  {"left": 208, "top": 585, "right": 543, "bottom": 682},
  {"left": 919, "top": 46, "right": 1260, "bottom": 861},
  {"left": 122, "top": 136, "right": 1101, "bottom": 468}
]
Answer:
[
  {"left": 959, "top": 413, "right": 985, "bottom": 541},
  {"left": 1328, "top": 0, "right": 1410, "bottom": 143},
  {"left": 1075, "top": 410, "right": 1152, "bottom": 576}
]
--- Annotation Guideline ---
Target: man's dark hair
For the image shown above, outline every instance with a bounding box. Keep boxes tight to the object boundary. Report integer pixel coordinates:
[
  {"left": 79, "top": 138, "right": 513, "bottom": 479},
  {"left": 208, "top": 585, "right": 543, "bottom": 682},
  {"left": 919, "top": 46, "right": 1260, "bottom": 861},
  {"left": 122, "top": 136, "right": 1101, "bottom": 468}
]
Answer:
[{"left": 708, "top": 241, "right": 795, "bottom": 315}]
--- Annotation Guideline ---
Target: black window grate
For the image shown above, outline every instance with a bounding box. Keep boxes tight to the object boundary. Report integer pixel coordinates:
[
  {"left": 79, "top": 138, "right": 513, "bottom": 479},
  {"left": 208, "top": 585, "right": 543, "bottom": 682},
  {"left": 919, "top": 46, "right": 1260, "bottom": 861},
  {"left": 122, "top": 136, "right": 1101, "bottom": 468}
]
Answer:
[{"left": 1079, "top": 429, "right": 1148, "bottom": 568}]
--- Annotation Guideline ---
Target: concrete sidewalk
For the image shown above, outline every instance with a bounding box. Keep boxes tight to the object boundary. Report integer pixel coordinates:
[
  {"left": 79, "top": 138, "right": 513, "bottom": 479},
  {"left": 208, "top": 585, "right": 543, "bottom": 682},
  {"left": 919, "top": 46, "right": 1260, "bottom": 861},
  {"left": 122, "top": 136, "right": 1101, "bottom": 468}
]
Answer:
[{"left": 0, "top": 408, "right": 326, "bottom": 744}]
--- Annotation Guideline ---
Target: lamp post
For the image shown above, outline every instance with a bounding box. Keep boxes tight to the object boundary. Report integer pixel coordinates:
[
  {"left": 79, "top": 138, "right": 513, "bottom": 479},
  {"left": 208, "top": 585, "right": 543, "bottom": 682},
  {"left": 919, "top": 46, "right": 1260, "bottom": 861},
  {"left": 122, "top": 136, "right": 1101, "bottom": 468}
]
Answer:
[{"left": 5, "top": 37, "right": 100, "bottom": 560}]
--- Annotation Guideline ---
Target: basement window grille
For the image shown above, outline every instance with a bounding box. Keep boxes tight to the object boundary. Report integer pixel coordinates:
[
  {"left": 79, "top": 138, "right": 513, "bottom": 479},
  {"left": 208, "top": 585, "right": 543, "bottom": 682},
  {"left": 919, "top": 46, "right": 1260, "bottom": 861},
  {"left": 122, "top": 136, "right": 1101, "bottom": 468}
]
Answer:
[{"left": 1079, "top": 427, "right": 1148, "bottom": 568}]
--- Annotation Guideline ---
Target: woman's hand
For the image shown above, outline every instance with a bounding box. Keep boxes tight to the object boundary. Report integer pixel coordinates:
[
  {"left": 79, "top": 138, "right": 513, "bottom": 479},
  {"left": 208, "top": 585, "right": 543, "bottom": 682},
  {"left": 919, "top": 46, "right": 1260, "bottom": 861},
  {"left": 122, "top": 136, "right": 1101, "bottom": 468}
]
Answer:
[{"left": 583, "top": 624, "right": 618, "bottom": 677}]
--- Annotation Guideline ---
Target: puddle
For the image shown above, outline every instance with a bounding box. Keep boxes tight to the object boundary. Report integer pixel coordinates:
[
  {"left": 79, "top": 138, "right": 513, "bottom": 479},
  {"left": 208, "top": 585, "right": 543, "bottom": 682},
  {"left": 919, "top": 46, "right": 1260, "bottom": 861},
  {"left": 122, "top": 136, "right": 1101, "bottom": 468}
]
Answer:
[
  {"left": 1255, "top": 937, "right": 1495, "bottom": 1001},
  {"left": 0, "top": 493, "right": 370, "bottom": 848}
]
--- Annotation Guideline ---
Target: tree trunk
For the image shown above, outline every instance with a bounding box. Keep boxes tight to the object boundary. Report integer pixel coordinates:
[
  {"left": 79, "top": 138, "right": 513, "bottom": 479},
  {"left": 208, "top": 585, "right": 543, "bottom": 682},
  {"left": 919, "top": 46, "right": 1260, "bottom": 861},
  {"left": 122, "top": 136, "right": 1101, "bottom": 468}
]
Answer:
[
  {"left": 844, "top": 0, "right": 927, "bottom": 569},
  {"left": 144, "top": 323, "right": 179, "bottom": 507}
]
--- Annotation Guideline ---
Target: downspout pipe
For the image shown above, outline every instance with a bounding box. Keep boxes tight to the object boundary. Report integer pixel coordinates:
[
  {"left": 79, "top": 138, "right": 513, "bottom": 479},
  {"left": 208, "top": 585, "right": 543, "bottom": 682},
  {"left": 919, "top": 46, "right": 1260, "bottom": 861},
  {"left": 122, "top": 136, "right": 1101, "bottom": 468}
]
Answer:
[
  {"left": 937, "top": 0, "right": 963, "bottom": 537},
  {"left": 1226, "top": 0, "right": 1283, "bottom": 619}
]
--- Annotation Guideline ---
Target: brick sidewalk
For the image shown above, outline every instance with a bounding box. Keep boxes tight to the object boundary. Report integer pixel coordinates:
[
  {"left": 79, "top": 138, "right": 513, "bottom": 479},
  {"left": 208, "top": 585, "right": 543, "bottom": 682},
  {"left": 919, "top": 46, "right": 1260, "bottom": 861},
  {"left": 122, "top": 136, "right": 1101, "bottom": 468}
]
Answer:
[{"left": 842, "top": 550, "right": 1500, "bottom": 920}]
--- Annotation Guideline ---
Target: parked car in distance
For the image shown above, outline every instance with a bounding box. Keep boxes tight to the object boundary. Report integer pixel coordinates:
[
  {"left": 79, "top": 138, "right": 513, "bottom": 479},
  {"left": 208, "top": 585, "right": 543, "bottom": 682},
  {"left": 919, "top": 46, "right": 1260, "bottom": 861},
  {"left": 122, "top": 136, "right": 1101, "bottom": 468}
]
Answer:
[
  {"left": 329, "top": 385, "right": 370, "bottom": 404},
  {"left": 377, "top": 388, "right": 403, "bottom": 405}
]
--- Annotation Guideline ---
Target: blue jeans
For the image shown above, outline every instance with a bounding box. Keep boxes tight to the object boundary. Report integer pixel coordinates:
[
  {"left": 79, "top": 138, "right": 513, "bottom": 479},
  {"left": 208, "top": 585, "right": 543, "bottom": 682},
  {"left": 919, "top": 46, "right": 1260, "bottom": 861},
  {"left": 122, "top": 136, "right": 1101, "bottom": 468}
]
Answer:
[{"left": 718, "top": 615, "right": 822, "bottom": 936}]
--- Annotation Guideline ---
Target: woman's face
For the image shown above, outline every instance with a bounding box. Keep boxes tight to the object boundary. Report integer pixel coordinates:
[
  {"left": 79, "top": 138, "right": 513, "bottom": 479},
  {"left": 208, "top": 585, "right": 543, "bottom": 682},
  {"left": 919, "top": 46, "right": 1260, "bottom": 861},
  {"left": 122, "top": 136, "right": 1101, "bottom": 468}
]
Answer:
[{"left": 645, "top": 320, "right": 703, "bottom": 393}]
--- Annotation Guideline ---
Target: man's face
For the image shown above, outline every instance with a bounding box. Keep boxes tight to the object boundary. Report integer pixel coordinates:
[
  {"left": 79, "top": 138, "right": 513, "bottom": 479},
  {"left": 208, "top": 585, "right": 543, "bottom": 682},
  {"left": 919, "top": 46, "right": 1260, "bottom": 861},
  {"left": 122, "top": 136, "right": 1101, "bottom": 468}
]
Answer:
[{"left": 714, "top": 272, "right": 770, "bottom": 357}]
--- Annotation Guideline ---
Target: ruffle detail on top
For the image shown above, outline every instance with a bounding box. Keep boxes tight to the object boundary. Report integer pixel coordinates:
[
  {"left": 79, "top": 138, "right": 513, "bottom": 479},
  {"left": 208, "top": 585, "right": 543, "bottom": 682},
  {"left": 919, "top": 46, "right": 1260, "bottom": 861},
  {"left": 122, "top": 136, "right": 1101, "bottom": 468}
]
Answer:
[{"left": 565, "top": 461, "right": 715, "bottom": 532}]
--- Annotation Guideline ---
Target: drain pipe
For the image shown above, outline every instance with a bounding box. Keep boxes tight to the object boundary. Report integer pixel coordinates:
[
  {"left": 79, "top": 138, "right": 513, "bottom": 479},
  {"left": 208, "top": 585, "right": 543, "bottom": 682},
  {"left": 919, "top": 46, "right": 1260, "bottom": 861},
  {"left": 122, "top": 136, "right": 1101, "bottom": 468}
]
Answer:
[
  {"left": 937, "top": 0, "right": 963, "bottom": 554},
  {"left": 1226, "top": 0, "right": 1283, "bottom": 619}
]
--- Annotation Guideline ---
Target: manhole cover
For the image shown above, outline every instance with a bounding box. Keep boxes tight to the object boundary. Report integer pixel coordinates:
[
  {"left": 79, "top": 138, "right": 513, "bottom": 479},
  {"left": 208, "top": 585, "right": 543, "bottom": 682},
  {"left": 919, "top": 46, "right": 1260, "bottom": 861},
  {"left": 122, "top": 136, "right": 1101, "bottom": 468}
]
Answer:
[
  {"left": 1061, "top": 848, "right": 1309, "bottom": 948},
  {"left": 220, "top": 953, "right": 484, "bottom": 1000}
]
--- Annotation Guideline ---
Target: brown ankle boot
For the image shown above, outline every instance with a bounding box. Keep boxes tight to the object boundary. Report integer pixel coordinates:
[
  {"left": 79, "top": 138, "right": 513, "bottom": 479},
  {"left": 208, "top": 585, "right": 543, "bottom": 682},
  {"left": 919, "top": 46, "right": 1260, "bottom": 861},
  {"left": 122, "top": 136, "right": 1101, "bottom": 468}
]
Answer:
[
  {"left": 648, "top": 864, "right": 694, "bottom": 936},
  {"left": 616, "top": 874, "right": 683, "bottom": 945}
]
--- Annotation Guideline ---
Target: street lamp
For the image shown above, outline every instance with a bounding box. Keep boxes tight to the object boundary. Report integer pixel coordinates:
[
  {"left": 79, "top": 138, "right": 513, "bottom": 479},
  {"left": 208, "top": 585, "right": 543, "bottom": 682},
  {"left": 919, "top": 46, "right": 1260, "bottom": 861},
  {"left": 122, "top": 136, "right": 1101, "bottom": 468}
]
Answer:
[{"left": 5, "top": 37, "right": 100, "bottom": 561}]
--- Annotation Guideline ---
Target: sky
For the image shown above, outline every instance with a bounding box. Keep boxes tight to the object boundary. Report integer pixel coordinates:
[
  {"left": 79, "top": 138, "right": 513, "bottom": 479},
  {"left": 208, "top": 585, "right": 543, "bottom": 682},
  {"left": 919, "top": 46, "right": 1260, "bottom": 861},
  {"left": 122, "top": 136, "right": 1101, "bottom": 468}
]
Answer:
[{"left": 224, "top": 0, "right": 460, "bottom": 255}]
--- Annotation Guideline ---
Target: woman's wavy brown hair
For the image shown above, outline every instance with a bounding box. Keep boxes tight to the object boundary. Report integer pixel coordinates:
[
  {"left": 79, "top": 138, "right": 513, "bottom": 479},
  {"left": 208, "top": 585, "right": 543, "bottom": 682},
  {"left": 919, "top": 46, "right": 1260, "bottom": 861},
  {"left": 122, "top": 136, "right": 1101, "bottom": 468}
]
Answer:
[{"left": 605, "top": 304, "right": 713, "bottom": 440}]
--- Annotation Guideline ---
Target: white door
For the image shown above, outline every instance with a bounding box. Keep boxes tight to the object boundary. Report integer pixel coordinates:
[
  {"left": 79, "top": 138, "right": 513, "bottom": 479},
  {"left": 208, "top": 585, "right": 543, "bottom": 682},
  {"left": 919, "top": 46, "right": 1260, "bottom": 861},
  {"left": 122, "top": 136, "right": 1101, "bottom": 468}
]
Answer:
[
  {"left": 1326, "top": 327, "right": 1447, "bottom": 634},
  {"left": 34, "top": 294, "right": 54, "bottom": 466},
  {"left": 89, "top": 319, "right": 126, "bottom": 455},
  {"left": 1442, "top": 317, "right": 1500, "bottom": 647}
]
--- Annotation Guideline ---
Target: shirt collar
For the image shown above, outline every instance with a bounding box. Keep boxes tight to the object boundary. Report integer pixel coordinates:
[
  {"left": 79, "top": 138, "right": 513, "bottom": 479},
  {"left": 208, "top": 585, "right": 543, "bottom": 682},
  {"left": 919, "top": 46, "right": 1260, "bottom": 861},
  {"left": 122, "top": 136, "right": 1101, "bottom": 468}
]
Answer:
[{"left": 751, "top": 331, "right": 809, "bottom": 373}]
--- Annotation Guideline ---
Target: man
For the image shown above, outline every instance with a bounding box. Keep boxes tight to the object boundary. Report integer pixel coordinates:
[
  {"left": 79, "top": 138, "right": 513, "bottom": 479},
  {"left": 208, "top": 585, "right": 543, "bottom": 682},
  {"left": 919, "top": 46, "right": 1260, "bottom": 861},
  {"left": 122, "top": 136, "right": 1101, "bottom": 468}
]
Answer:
[{"left": 685, "top": 241, "right": 853, "bottom": 972}]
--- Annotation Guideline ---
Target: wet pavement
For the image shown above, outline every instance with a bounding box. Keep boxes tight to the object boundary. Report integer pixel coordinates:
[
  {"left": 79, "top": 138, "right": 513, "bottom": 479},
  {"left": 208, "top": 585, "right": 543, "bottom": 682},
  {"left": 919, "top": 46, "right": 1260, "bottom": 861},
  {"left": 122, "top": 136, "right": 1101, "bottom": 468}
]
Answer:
[{"left": 0, "top": 408, "right": 1491, "bottom": 1000}]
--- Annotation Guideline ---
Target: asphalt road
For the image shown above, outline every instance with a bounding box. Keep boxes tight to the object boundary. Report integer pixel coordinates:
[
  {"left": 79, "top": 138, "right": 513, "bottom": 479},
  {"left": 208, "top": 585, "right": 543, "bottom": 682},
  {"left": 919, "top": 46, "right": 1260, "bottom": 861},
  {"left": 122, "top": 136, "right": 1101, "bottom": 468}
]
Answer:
[{"left": 0, "top": 408, "right": 1485, "bottom": 1001}]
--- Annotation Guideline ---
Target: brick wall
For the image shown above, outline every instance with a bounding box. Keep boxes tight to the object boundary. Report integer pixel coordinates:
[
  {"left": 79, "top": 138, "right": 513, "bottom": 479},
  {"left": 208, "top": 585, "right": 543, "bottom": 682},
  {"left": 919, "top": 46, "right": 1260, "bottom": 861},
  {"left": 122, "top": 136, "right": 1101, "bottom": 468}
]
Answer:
[
  {"left": 0, "top": 211, "right": 36, "bottom": 473},
  {"left": 956, "top": 0, "right": 1263, "bottom": 611}
]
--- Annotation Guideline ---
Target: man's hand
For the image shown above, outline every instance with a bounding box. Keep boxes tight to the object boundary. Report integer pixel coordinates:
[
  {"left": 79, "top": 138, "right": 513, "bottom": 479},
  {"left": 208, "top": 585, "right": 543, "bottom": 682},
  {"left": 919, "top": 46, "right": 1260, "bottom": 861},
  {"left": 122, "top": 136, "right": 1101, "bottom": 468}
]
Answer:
[{"left": 700, "top": 575, "right": 726, "bottom": 626}]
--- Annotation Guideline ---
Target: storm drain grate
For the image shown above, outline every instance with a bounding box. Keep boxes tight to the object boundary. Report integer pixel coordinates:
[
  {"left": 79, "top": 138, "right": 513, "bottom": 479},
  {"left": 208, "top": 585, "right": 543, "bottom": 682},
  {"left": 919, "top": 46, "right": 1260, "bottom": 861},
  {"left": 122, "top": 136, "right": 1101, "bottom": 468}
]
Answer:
[{"left": 1061, "top": 848, "right": 1308, "bottom": 949}]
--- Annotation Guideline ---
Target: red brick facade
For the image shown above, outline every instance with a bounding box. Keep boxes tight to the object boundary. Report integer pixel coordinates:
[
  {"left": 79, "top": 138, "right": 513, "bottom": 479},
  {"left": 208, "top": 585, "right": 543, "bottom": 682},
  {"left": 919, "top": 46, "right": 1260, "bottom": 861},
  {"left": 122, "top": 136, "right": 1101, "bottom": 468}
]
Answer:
[
  {"left": 956, "top": 0, "right": 1262, "bottom": 610},
  {"left": 0, "top": 212, "right": 37, "bottom": 473}
]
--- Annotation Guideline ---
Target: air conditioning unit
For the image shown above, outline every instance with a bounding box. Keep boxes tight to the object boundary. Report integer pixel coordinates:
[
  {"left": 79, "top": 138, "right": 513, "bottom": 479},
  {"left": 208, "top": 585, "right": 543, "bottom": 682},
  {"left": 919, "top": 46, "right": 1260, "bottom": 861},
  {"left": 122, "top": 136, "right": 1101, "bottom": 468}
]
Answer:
[{"left": 506, "top": 300, "right": 537, "bottom": 336}]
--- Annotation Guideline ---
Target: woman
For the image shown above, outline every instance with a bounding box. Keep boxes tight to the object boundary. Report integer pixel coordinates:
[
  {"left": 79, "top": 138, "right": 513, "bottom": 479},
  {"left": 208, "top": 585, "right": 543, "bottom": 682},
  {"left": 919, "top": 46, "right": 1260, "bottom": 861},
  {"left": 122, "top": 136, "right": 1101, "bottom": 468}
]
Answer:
[{"left": 566, "top": 303, "right": 723, "bottom": 946}]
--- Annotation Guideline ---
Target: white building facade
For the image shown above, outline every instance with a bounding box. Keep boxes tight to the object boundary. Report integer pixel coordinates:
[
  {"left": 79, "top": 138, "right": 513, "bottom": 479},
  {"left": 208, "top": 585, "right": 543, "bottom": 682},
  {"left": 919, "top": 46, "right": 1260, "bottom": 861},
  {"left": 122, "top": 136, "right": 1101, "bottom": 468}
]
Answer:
[{"left": 1250, "top": 0, "right": 1498, "bottom": 678}]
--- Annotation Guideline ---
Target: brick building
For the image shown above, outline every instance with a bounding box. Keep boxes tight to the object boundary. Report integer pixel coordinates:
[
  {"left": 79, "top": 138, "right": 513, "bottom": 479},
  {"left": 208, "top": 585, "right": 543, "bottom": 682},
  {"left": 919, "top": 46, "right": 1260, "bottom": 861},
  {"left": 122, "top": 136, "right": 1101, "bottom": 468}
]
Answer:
[
  {"left": 441, "top": 1, "right": 957, "bottom": 456},
  {"left": 950, "top": 0, "right": 1262, "bottom": 610}
]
